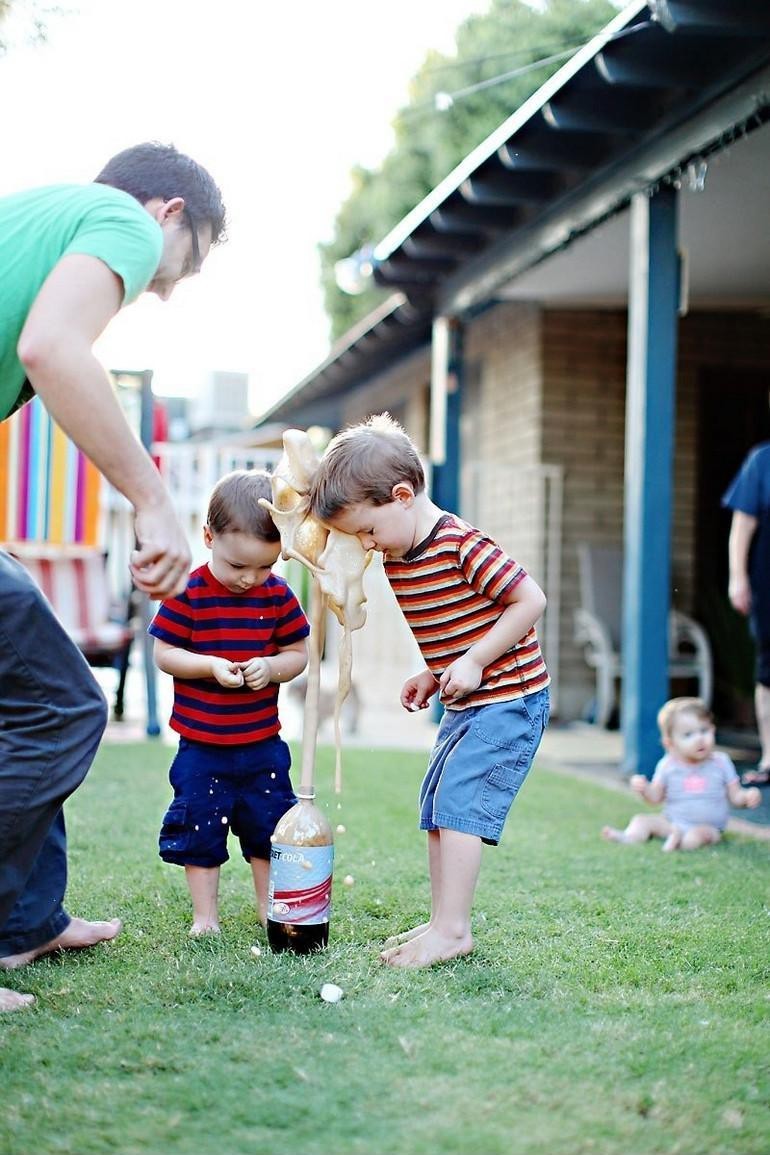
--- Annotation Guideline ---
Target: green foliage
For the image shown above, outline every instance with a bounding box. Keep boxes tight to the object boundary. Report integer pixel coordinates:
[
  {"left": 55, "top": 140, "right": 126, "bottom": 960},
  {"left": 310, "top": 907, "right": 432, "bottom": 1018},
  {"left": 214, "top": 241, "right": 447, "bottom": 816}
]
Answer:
[
  {"left": 321, "top": 0, "right": 617, "bottom": 341},
  {"left": 1, "top": 740, "right": 768, "bottom": 1155},
  {"left": 0, "top": 0, "right": 52, "bottom": 52}
]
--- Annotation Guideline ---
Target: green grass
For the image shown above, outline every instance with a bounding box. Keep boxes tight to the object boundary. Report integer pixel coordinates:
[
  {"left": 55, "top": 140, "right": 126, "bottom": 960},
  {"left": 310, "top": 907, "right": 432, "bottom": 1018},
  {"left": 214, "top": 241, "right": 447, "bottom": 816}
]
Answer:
[{"left": 1, "top": 742, "right": 768, "bottom": 1155}]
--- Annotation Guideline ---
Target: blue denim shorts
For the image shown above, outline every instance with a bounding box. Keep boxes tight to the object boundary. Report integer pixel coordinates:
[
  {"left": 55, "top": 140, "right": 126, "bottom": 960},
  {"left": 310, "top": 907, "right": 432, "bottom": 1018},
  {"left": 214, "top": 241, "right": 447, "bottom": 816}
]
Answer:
[
  {"left": 419, "top": 688, "right": 550, "bottom": 845},
  {"left": 159, "top": 736, "right": 296, "bottom": 867}
]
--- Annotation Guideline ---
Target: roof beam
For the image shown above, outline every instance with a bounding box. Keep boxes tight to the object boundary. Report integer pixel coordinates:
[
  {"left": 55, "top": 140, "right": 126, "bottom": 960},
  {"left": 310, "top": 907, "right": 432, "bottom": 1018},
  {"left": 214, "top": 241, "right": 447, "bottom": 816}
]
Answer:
[
  {"left": 429, "top": 202, "right": 524, "bottom": 234},
  {"left": 498, "top": 131, "right": 612, "bottom": 172},
  {"left": 437, "top": 60, "right": 770, "bottom": 317},
  {"left": 402, "top": 230, "right": 485, "bottom": 258},
  {"left": 460, "top": 169, "right": 561, "bottom": 206},
  {"left": 594, "top": 42, "right": 723, "bottom": 89},
  {"left": 650, "top": 0, "right": 770, "bottom": 36},
  {"left": 543, "top": 91, "right": 661, "bottom": 135}
]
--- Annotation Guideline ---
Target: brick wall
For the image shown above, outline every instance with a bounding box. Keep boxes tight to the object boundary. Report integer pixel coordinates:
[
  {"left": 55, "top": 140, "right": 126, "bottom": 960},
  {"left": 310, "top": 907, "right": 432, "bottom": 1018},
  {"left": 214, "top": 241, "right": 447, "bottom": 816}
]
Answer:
[{"left": 324, "top": 303, "right": 770, "bottom": 726}]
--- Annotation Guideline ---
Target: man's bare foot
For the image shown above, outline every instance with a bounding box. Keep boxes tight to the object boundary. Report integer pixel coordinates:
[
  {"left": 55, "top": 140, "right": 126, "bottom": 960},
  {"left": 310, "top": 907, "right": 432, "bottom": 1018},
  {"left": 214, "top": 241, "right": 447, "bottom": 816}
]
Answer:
[
  {"left": 0, "top": 987, "right": 35, "bottom": 1012},
  {"left": 601, "top": 826, "right": 628, "bottom": 843},
  {"left": 0, "top": 917, "right": 122, "bottom": 970},
  {"left": 380, "top": 927, "right": 474, "bottom": 968},
  {"left": 382, "top": 921, "right": 430, "bottom": 950},
  {"left": 189, "top": 921, "right": 221, "bottom": 938}
]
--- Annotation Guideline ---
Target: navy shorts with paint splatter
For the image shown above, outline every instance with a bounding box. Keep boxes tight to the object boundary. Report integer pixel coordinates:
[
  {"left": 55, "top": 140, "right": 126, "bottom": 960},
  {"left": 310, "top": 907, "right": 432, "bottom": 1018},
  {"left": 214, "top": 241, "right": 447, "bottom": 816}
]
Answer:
[{"left": 159, "top": 736, "right": 296, "bottom": 867}]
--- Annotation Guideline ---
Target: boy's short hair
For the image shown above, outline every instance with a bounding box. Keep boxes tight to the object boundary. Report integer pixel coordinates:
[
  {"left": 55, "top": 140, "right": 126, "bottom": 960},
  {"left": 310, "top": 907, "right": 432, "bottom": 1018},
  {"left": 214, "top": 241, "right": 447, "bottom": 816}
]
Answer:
[
  {"left": 657, "top": 696, "right": 712, "bottom": 739},
  {"left": 206, "top": 470, "right": 279, "bottom": 542},
  {"left": 309, "top": 412, "right": 425, "bottom": 520}
]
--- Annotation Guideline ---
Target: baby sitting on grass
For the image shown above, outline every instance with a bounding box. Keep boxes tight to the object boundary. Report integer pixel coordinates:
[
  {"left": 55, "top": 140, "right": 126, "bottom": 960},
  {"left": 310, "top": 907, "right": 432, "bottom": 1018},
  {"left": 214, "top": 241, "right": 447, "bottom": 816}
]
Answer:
[{"left": 602, "top": 696, "right": 761, "bottom": 852}]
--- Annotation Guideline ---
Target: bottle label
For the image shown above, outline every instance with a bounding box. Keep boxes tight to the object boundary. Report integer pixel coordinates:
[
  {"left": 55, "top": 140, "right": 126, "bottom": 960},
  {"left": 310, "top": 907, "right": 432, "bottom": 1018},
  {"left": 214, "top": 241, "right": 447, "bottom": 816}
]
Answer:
[{"left": 268, "top": 843, "right": 334, "bottom": 925}]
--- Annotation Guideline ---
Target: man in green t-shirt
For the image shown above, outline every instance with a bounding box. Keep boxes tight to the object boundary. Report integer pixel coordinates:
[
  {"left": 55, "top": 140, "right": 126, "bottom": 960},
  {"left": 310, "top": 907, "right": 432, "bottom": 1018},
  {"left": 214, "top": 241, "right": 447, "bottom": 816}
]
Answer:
[{"left": 0, "top": 142, "right": 227, "bottom": 1012}]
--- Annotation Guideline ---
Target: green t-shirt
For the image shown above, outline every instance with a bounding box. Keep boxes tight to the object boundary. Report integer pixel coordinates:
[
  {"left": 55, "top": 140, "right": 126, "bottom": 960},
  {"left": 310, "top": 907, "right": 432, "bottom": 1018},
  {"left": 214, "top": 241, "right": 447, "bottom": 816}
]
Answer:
[{"left": 0, "top": 183, "right": 163, "bottom": 420}]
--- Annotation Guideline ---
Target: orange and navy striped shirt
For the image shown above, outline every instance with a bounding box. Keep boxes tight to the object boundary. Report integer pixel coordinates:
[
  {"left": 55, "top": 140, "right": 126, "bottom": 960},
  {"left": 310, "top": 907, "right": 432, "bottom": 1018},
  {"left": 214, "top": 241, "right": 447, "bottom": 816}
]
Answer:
[
  {"left": 149, "top": 564, "right": 309, "bottom": 744},
  {"left": 384, "top": 513, "right": 549, "bottom": 710}
]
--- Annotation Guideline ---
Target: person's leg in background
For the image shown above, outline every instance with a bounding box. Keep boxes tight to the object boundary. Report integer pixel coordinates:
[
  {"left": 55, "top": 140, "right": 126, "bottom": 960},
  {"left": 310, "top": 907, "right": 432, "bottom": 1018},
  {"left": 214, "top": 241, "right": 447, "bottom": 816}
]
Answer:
[{"left": 742, "top": 635, "right": 770, "bottom": 786}]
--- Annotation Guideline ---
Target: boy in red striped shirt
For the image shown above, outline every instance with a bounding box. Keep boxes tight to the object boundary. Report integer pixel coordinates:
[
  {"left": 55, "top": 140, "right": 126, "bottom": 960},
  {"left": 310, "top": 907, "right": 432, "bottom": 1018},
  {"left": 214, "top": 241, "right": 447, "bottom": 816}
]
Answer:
[
  {"left": 150, "top": 470, "right": 309, "bottom": 936},
  {"left": 310, "top": 413, "right": 550, "bottom": 968}
]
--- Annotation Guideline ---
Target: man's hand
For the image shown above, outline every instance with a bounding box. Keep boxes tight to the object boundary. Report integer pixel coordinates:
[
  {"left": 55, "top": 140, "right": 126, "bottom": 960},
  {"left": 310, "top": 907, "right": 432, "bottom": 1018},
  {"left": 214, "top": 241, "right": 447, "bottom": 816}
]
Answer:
[{"left": 131, "top": 500, "right": 192, "bottom": 598}]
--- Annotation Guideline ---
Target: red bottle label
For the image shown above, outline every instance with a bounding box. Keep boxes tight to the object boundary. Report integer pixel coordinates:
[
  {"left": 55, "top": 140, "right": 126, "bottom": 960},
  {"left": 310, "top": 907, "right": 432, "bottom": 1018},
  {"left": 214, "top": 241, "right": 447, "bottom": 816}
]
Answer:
[{"left": 268, "top": 843, "right": 334, "bottom": 925}]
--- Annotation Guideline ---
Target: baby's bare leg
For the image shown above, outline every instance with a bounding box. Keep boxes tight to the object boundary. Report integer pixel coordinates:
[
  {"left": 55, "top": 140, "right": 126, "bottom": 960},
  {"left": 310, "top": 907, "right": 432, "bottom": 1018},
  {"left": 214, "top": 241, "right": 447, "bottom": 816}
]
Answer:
[
  {"left": 381, "top": 829, "right": 478, "bottom": 968},
  {"left": 383, "top": 830, "right": 439, "bottom": 949},
  {"left": 679, "top": 824, "right": 721, "bottom": 850},
  {"left": 602, "top": 814, "right": 673, "bottom": 845},
  {"left": 186, "top": 865, "right": 221, "bottom": 935},
  {"left": 250, "top": 857, "right": 270, "bottom": 927}
]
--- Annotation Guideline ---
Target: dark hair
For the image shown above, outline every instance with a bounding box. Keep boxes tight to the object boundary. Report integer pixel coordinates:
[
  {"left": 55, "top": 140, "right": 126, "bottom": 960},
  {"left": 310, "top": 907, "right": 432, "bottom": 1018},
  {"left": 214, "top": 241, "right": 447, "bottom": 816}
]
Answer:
[
  {"left": 207, "top": 470, "right": 280, "bottom": 541},
  {"left": 310, "top": 412, "right": 425, "bottom": 521},
  {"left": 94, "top": 141, "right": 226, "bottom": 245}
]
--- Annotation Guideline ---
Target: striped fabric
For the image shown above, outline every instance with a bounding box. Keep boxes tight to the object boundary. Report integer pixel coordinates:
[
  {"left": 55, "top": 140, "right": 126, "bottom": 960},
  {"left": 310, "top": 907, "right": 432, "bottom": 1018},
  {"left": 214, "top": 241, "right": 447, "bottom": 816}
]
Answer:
[
  {"left": 149, "top": 564, "right": 310, "bottom": 745},
  {"left": 5, "top": 543, "right": 133, "bottom": 653},
  {"left": 0, "top": 396, "right": 101, "bottom": 544},
  {"left": 384, "top": 513, "right": 550, "bottom": 709}
]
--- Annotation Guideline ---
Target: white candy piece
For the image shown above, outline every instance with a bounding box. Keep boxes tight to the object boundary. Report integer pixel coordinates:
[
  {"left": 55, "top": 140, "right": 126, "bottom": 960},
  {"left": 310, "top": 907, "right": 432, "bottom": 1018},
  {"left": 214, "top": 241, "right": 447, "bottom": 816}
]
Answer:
[
  {"left": 319, "top": 983, "right": 344, "bottom": 1003},
  {"left": 343, "top": 874, "right": 354, "bottom": 886},
  {"left": 336, "top": 824, "right": 346, "bottom": 834},
  {"left": 250, "top": 945, "right": 262, "bottom": 958}
]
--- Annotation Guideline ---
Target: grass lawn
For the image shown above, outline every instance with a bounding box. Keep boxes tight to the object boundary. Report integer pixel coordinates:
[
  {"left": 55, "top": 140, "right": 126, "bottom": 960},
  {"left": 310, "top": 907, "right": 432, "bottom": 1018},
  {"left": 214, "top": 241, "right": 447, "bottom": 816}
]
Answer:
[{"left": 1, "top": 740, "right": 768, "bottom": 1155}]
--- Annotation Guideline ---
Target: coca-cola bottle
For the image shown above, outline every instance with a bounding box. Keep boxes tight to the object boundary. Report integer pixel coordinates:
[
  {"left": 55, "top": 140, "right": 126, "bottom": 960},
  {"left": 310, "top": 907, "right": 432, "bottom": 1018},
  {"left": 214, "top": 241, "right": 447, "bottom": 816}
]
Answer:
[{"left": 267, "top": 789, "right": 334, "bottom": 954}]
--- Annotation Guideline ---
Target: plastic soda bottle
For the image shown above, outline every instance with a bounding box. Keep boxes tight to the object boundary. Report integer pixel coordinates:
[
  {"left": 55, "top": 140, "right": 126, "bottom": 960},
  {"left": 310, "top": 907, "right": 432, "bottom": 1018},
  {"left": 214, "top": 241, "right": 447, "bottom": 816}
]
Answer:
[{"left": 267, "top": 789, "right": 334, "bottom": 953}]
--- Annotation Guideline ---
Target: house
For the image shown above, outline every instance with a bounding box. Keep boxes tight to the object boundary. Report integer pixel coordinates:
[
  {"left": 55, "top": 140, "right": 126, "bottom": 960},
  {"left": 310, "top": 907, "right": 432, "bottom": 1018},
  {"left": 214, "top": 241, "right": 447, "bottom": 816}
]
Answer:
[{"left": 257, "top": 0, "right": 770, "bottom": 775}]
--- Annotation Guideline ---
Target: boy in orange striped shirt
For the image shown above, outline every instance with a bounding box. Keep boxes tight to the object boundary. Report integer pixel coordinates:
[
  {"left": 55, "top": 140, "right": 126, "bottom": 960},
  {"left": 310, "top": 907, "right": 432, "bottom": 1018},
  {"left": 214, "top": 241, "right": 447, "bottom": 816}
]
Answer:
[{"left": 310, "top": 413, "right": 550, "bottom": 968}]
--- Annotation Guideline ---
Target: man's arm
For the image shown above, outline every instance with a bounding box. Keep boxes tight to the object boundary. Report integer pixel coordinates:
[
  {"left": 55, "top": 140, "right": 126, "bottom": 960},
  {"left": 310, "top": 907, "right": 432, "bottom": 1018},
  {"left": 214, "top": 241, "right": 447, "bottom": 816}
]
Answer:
[
  {"left": 17, "top": 254, "right": 191, "bottom": 597},
  {"left": 727, "top": 510, "right": 757, "bottom": 616}
]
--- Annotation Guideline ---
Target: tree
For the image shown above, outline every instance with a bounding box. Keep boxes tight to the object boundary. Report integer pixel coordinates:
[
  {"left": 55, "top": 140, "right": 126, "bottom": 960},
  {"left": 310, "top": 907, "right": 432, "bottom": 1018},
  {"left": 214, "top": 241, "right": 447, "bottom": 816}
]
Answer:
[
  {"left": 320, "top": 0, "right": 617, "bottom": 340},
  {"left": 0, "top": 1, "right": 52, "bottom": 53}
]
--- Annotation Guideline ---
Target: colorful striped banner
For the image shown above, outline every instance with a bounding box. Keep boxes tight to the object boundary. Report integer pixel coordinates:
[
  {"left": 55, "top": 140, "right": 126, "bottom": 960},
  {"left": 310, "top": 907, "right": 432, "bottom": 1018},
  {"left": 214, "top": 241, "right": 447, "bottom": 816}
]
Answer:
[{"left": 0, "top": 397, "right": 102, "bottom": 545}]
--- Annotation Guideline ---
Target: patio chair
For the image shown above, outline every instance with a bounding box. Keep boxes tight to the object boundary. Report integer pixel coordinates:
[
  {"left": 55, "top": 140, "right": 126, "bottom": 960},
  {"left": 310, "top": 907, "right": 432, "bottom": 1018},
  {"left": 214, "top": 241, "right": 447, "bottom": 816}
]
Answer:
[
  {"left": 574, "top": 542, "right": 713, "bottom": 728},
  {"left": 3, "top": 542, "right": 137, "bottom": 721}
]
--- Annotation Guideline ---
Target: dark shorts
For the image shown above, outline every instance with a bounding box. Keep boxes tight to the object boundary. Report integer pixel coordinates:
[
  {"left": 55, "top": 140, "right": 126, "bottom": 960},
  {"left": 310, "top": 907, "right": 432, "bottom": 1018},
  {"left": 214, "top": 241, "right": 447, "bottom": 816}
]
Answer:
[
  {"left": 419, "top": 688, "right": 550, "bottom": 846},
  {"left": 159, "top": 736, "right": 296, "bottom": 867}
]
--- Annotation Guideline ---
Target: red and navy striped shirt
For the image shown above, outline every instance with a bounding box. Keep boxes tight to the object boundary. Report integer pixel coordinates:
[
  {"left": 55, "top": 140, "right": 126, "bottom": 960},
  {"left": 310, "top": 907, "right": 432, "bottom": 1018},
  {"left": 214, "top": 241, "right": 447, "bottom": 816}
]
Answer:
[
  {"left": 384, "top": 513, "right": 549, "bottom": 710},
  {"left": 149, "top": 564, "right": 310, "bottom": 745}
]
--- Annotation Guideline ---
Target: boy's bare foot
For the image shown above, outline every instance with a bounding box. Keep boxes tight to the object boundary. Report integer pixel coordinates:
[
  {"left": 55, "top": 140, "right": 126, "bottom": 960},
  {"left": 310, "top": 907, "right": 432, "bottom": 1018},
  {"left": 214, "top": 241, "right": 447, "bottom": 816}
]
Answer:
[
  {"left": 189, "top": 921, "right": 221, "bottom": 937},
  {"left": 380, "top": 927, "right": 474, "bottom": 968},
  {"left": 662, "top": 830, "right": 682, "bottom": 852},
  {"left": 601, "top": 826, "right": 628, "bottom": 843},
  {"left": 0, "top": 987, "right": 35, "bottom": 1012},
  {"left": 0, "top": 917, "right": 122, "bottom": 969},
  {"left": 382, "top": 921, "right": 430, "bottom": 950}
]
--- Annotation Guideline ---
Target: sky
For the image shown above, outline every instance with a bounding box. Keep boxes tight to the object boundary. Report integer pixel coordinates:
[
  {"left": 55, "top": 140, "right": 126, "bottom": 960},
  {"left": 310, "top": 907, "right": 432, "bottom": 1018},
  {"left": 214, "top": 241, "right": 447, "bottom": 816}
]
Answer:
[{"left": 0, "top": 0, "right": 491, "bottom": 416}]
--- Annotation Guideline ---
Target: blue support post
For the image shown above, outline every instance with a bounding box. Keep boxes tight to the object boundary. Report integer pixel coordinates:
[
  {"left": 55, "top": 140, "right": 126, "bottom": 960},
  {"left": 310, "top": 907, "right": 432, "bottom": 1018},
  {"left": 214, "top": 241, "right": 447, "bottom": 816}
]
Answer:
[
  {"left": 429, "top": 318, "right": 463, "bottom": 722},
  {"left": 622, "top": 187, "right": 679, "bottom": 777},
  {"left": 430, "top": 318, "right": 463, "bottom": 514}
]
